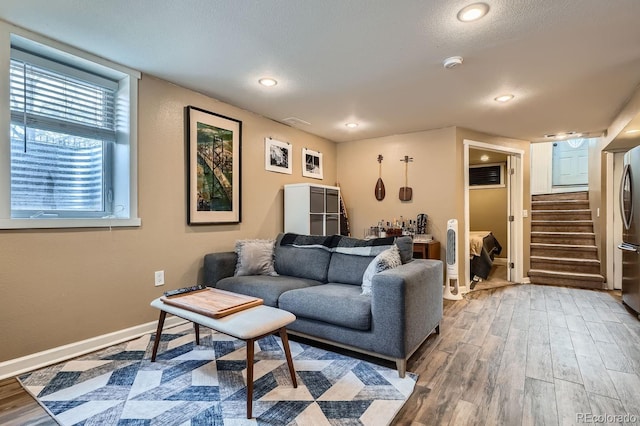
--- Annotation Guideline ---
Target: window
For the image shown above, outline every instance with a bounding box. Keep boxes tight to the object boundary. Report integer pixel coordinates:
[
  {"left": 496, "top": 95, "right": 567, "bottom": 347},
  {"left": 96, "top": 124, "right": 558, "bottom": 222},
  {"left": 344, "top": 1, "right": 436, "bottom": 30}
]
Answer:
[
  {"left": 10, "top": 50, "right": 116, "bottom": 217},
  {"left": 469, "top": 164, "right": 505, "bottom": 188},
  {"left": 1, "top": 33, "right": 140, "bottom": 229}
]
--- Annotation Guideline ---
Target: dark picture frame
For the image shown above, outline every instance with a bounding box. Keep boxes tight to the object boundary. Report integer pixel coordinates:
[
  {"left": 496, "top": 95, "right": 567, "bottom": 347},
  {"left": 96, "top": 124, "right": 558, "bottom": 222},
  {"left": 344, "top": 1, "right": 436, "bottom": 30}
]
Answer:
[
  {"left": 265, "top": 137, "right": 292, "bottom": 174},
  {"left": 186, "top": 106, "right": 242, "bottom": 224},
  {"left": 302, "top": 147, "right": 323, "bottom": 179}
]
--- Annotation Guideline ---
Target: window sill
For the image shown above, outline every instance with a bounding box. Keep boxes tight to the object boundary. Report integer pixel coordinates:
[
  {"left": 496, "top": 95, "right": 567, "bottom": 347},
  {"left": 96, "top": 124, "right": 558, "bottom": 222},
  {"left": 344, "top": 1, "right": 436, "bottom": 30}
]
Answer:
[
  {"left": 469, "top": 184, "right": 506, "bottom": 190},
  {"left": 0, "top": 217, "right": 142, "bottom": 230}
]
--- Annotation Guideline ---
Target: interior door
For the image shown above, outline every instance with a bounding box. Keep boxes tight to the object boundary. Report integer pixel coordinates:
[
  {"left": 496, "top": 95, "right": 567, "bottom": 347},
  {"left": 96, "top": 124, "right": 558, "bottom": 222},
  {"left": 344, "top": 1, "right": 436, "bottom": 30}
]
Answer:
[{"left": 552, "top": 139, "right": 588, "bottom": 186}]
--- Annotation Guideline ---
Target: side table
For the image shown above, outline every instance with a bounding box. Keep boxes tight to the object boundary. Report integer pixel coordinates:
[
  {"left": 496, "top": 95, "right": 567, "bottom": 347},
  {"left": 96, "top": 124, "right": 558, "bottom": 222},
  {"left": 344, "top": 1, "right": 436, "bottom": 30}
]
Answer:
[{"left": 413, "top": 240, "right": 441, "bottom": 260}]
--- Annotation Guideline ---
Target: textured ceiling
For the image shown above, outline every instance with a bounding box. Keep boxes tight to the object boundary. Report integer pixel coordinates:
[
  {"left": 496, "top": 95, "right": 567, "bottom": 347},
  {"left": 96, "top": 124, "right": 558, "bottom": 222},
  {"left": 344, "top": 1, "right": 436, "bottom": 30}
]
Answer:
[{"left": 1, "top": 0, "right": 639, "bottom": 143}]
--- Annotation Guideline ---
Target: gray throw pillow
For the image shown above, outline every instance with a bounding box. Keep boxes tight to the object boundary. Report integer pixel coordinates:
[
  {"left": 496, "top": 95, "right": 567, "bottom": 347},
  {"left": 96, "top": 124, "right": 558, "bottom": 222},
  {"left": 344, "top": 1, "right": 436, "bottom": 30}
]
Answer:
[
  {"left": 234, "top": 239, "right": 278, "bottom": 276},
  {"left": 361, "top": 245, "right": 401, "bottom": 295}
]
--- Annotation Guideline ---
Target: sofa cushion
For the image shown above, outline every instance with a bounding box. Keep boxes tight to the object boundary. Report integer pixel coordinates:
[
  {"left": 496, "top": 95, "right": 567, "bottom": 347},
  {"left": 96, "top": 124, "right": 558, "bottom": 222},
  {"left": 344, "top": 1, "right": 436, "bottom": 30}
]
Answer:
[
  {"left": 274, "top": 234, "right": 332, "bottom": 282},
  {"left": 279, "top": 284, "right": 372, "bottom": 331},
  {"left": 216, "top": 275, "right": 321, "bottom": 307},
  {"left": 234, "top": 239, "right": 278, "bottom": 276},
  {"left": 394, "top": 236, "right": 414, "bottom": 264},
  {"left": 326, "top": 252, "right": 375, "bottom": 285},
  {"left": 326, "top": 235, "right": 413, "bottom": 284}
]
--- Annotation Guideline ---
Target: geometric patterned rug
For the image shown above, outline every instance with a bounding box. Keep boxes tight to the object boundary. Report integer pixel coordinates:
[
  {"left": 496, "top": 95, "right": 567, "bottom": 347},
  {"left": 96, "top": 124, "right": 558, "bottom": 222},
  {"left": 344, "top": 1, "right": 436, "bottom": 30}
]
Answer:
[{"left": 18, "top": 322, "right": 417, "bottom": 425}]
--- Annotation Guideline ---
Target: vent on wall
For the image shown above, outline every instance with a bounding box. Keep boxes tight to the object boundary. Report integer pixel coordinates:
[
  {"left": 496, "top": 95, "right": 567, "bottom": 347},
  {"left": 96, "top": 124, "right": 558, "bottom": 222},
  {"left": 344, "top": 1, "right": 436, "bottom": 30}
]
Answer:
[{"left": 469, "top": 164, "right": 505, "bottom": 187}]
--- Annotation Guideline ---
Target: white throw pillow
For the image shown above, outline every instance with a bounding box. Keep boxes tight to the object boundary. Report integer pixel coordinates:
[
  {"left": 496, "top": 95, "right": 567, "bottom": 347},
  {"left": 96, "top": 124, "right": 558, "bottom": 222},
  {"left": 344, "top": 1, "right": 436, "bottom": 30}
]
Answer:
[
  {"left": 234, "top": 239, "right": 278, "bottom": 276},
  {"left": 361, "top": 245, "right": 401, "bottom": 295}
]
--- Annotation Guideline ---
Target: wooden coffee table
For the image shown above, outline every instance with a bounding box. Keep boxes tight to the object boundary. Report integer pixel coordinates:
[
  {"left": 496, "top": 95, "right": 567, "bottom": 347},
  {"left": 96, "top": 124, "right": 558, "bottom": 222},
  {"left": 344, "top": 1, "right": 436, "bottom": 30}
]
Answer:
[{"left": 150, "top": 296, "right": 297, "bottom": 418}]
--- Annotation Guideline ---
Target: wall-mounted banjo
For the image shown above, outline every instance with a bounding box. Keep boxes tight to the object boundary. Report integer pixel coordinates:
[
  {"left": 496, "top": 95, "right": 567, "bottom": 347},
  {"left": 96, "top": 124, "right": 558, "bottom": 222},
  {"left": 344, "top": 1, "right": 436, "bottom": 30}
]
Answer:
[
  {"left": 375, "top": 154, "right": 386, "bottom": 201},
  {"left": 399, "top": 155, "right": 414, "bottom": 201}
]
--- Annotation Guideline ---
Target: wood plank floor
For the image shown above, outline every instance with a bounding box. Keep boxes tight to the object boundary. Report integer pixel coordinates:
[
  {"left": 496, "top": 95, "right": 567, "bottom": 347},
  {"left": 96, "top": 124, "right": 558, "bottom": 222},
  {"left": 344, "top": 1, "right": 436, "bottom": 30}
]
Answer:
[
  {"left": 394, "top": 284, "right": 640, "bottom": 425},
  {"left": 2, "top": 284, "right": 639, "bottom": 425},
  {"left": 0, "top": 377, "right": 56, "bottom": 425}
]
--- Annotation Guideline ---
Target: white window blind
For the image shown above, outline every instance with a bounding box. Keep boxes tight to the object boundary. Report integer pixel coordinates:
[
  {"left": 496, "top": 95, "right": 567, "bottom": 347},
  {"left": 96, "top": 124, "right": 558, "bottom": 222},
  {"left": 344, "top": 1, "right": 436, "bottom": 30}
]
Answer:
[{"left": 9, "top": 50, "right": 117, "bottom": 217}]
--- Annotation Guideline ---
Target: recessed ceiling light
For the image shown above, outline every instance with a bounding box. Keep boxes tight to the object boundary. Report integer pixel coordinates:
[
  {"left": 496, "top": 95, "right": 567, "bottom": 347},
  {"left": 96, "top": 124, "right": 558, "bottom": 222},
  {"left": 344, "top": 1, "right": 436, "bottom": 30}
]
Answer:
[
  {"left": 494, "top": 94, "right": 514, "bottom": 103},
  {"left": 457, "top": 3, "right": 490, "bottom": 22},
  {"left": 480, "top": 154, "right": 489, "bottom": 162},
  {"left": 626, "top": 129, "right": 640, "bottom": 134},
  {"left": 258, "top": 77, "right": 277, "bottom": 87},
  {"left": 345, "top": 122, "right": 359, "bottom": 129}
]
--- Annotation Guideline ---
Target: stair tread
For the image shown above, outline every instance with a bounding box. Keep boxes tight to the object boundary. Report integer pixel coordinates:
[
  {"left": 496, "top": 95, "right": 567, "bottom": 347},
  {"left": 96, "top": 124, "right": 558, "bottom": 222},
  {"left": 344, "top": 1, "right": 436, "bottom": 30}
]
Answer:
[
  {"left": 531, "top": 219, "right": 593, "bottom": 225},
  {"left": 532, "top": 208, "right": 591, "bottom": 212},
  {"left": 532, "top": 199, "right": 588, "bottom": 203},
  {"left": 532, "top": 195, "right": 588, "bottom": 201},
  {"left": 528, "top": 269, "right": 604, "bottom": 279},
  {"left": 531, "top": 255, "right": 600, "bottom": 263},
  {"left": 530, "top": 243, "right": 597, "bottom": 249},
  {"left": 531, "top": 231, "right": 595, "bottom": 235},
  {"left": 532, "top": 192, "right": 588, "bottom": 196},
  {"left": 532, "top": 203, "right": 589, "bottom": 207}
]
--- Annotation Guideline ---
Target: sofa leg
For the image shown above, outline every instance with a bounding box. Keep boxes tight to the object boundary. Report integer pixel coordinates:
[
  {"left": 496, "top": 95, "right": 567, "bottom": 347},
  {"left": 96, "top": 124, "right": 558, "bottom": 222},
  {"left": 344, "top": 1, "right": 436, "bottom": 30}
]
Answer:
[
  {"left": 395, "top": 359, "right": 406, "bottom": 378},
  {"left": 436, "top": 324, "right": 440, "bottom": 335}
]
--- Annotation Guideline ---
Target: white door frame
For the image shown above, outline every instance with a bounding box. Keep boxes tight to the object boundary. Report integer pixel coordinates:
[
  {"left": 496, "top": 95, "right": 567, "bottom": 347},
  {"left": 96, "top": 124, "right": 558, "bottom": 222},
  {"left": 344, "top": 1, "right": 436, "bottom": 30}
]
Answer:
[
  {"left": 464, "top": 140, "right": 525, "bottom": 284},
  {"left": 506, "top": 155, "right": 513, "bottom": 282}
]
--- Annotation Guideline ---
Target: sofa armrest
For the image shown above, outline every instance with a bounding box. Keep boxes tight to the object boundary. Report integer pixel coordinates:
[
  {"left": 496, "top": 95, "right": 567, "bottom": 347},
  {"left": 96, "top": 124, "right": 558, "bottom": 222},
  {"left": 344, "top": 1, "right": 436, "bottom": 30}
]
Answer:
[
  {"left": 371, "top": 259, "right": 443, "bottom": 357},
  {"left": 203, "top": 252, "right": 237, "bottom": 286}
]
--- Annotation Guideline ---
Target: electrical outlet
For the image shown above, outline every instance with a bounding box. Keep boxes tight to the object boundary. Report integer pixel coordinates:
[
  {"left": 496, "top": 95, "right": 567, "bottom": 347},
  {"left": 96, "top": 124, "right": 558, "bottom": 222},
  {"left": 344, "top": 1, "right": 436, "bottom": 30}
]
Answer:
[{"left": 154, "top": 270, "right": 165, "bottom": 286}]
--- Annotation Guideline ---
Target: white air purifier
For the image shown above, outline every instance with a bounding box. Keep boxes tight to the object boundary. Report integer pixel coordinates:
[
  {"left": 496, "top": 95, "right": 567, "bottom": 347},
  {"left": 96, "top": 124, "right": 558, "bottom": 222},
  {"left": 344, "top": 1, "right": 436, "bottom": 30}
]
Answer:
[{"left": 444, "top": 219, "right": 464, "bottom": 300}]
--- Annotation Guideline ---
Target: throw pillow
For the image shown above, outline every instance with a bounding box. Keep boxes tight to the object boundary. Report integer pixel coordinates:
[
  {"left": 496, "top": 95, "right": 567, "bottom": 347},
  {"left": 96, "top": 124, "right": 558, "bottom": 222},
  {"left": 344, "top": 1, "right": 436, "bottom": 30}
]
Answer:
[
  {"left": 361, "top": 244, "right": 401, "bottom": 295},
  {"left": 234, "top": 239, "right": 278, "bottom": 277}
]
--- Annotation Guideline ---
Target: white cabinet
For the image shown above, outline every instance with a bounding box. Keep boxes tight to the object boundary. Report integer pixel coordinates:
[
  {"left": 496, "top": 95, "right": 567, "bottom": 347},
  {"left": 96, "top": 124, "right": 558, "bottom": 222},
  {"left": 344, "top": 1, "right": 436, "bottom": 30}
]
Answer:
[{"left": 284, "top": 184, "right": 340, "bottom": 235}]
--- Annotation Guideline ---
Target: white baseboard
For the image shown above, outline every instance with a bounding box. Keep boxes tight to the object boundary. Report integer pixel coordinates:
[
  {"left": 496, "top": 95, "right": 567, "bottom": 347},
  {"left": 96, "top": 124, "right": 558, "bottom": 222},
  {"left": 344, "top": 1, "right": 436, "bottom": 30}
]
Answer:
[
  {"left": 493, "top": 257, "right": 508, "bottom": 266},
  {"left": 521, "top": 277, "right": 531, "bottom": 284},
  {"left": 0, "top": 316, "right": 187, "bottom": 381}
]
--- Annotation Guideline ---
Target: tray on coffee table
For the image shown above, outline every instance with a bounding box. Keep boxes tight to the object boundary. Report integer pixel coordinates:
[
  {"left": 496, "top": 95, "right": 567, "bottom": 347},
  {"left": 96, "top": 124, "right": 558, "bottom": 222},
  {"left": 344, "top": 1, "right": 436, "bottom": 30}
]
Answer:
[{"left": 160, "top": 288, "right": 263, "bottom": 318}]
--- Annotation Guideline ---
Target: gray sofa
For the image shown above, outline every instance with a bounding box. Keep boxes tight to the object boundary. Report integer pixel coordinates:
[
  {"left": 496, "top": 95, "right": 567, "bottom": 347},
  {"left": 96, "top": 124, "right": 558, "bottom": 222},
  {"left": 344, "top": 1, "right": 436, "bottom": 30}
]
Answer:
[{"left": 203, "top": 233, "right": 443, "bottom": 377}]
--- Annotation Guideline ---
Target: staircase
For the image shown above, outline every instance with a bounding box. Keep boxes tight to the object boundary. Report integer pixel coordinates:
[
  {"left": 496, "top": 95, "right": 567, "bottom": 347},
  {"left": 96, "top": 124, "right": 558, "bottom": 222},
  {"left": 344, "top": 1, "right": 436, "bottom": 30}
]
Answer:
[{"left": 528, "top": 191, "right": 605, "bottom": 289}]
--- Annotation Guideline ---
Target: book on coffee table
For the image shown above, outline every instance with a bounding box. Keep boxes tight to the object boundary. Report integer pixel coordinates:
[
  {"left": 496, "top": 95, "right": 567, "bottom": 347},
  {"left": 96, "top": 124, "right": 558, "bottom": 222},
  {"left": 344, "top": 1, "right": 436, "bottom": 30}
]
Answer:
[{"left": 161, "top": 288, "right": 263, "bottom": 319}]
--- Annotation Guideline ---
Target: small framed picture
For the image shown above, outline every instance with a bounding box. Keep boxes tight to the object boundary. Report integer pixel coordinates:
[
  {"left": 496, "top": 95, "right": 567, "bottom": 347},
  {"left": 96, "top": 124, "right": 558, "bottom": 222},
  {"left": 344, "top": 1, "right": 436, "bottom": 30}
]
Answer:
[
  {"left": 265, "top": 138, "right": 292, "bottom": 174},
  {"left": 302, "top": 148, "right": 323, "bottom": 179}
]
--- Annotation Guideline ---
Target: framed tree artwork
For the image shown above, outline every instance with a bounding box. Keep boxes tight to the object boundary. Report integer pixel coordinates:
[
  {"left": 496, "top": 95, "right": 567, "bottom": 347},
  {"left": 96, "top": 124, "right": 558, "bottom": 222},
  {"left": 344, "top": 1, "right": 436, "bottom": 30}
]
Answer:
[
  {"left": 302, "top": 147, "right": 323, "bottom": 179},
  {"left": 186, "top": 106, "right": 241, "bottom": 224},
  {"left": 265, "top": 137, "right": 292, "bottom": 174}
]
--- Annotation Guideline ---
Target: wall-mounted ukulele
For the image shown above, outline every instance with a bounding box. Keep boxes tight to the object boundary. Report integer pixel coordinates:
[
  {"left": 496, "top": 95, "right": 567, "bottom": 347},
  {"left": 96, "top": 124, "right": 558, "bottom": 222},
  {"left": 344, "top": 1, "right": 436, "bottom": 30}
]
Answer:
[
  {"left": 399, "top": 155, "right": 414, "bottom": 201},
  {"left": 375, "top": 154, "right": 386, "bottom": 201}
]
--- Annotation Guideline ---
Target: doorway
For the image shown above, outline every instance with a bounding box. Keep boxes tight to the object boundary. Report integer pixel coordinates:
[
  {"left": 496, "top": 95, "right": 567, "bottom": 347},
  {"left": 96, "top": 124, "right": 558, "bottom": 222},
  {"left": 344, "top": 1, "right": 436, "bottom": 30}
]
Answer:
[
  {"left": 468, "top": 148, "right": 510, "bottom": 289},
  {"left": 531, "top": 140, "right": 590, "bottom": 195},
  {"left": 463, "top": 140, "right": 524, "bottom": 289},
  {"left": 552, "top": 139, "right": 589, "bottom": 187}
]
